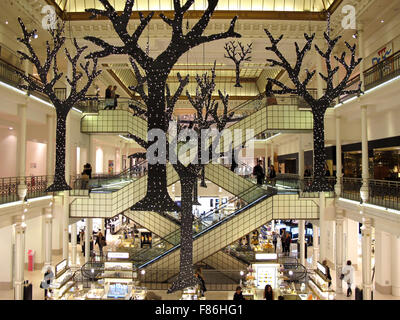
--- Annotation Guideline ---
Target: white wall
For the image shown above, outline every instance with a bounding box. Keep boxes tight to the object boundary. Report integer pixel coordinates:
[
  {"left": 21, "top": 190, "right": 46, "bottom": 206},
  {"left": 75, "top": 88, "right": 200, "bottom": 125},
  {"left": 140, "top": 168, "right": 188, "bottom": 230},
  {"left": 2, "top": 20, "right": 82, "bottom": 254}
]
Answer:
[
  {"left": 0, "top": 225, "right": 13, "bottom": 286},
  {"left": 343, "top": 218, "right": 359, "bottom": 270},
  {"left": 24, "top": 213, "right": 43, "bottom": 265},
  {"left": 26, "top": 141, "right": 47, "bottom": 176},
  {"left": 0, "top": 127, "right": 17, "bottom": 177}
]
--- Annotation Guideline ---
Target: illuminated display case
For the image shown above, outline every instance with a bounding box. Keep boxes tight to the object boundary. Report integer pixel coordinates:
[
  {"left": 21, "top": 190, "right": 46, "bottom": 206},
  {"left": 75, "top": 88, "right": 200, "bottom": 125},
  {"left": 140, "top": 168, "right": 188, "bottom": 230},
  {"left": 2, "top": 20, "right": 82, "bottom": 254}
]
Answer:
[
  {"left": 308, "top": 262, "right": 335, "bottom": 300},
  {"left": 252, "top": 263, "right": 280, "bottom": 289},
  {"left": 49, "top": 259, "right": 75, "bottom": 300},
  {"left": 181, "top": 286, "right": 201, "bottom": 300}
]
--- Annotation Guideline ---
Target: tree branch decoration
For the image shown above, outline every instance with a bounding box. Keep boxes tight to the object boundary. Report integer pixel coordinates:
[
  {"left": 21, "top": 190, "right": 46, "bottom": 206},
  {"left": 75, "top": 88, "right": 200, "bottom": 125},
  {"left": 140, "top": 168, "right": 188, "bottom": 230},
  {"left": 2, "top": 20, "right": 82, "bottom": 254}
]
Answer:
[
  {"left": 16, "top": 18, "right": 101, "bottom": 192},
  {"left": 264, "top": 29, "right": 362, "bottom": 191},
  {"left": 166, "top": 62, "right": 235, "bottom": 293},
  {"left": 224, "top": 41, "right": 253, "bottom": 87},
  {"left": 84, "top": 0, "right": 241, "bottom": 213}
]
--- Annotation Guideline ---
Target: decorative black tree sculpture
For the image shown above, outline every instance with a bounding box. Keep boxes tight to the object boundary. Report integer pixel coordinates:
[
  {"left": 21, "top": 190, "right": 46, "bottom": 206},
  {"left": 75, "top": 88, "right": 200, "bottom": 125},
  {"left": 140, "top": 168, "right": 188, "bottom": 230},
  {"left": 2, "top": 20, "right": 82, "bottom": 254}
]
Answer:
[
  {"left": 167, "top": 64, "right": 234, "bottom": 292},
  {"left": 263, "top": 29, "right": 362, "bottom": 191},
  {"left": 16, "top": 18, "right": 101, "bottom": 192},
  {"left": 84, "top": 0, "right": 240, "bottom": 213},
  {"left": 224, "top": 41, "right": 253, "bottom": 87}
]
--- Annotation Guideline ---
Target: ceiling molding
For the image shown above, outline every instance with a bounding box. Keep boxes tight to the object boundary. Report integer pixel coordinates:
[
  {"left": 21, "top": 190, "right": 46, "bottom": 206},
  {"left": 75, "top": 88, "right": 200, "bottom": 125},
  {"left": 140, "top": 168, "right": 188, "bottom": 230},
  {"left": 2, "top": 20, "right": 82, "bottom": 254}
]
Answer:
[{"left": 64, "top": 10, "right": 328, "bottom": 22}]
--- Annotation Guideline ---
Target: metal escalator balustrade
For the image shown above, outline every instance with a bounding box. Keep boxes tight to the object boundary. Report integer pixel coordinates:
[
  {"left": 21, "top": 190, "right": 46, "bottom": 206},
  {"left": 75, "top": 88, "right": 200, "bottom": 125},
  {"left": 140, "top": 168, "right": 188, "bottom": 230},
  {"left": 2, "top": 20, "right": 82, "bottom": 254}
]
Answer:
[
  {"left": 135, "top": 187, "right": 277, "bottom": 269},
  {"left": 128, "top": 184, "right": 271, "bottom": 266},
  {"left": 139, "top": 192, "right": 319, "bottom": 274}
]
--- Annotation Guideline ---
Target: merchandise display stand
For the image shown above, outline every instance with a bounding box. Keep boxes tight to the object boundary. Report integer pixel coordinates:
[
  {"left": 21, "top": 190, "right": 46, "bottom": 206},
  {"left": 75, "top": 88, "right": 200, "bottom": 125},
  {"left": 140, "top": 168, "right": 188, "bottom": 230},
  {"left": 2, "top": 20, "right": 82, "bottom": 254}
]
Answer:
[
  {"left": 180, "top": 285, "right": 203, "bottom": 300},
  {"left": 48, "top": 259, "right": 75, "bottom": 300},
  {"left": 308, "top": 262, "right": 336, "bottom": 300}
]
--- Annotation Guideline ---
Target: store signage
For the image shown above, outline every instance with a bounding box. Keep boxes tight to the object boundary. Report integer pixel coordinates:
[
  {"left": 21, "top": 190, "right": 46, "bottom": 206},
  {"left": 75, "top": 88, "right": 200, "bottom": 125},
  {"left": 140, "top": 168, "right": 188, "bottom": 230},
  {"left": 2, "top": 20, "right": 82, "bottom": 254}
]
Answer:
[
  {"left": 255, "top": 253, "right": 277, "bottom": 260},
  {"left": 107, "top": 252, "right": 129, "bottom": 259},
  {"left": 317, "top": 262, "right": 327, "bottom": 275},
  {"left": 55, "top": 259, "right": 67, "bottom": 277}
]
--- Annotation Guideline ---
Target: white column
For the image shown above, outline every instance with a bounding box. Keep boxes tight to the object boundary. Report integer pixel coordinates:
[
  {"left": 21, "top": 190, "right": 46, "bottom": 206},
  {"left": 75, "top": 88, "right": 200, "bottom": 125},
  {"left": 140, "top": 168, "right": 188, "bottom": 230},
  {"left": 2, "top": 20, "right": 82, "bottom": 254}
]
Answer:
[
  {"left": 13, "top": 218, "right": 26, "bottom": 300},
  {"left": 265, "top": 142, "right": 270, "bottom": 168},
  {"left": 270, "top": 143, "right": 275, "bottom": 168},
  {"left": 392, "top": 235, "right": 400, "bottom": 296},
  {"left": 120, "top": 142, "right": 124, "bottom": 173},
  {"left": 375, "top": 230, "right": 392, "bottom": 295},
  {"left": 298, "top": 135, "right": 304, "bottom": 179},
  {"left": 62, "top": 193, "right": 69, "bottom": 262},
  {"left": 71, "top": 223, "right": 77, "bottom": 267},
  {"left": 85, "top": 219, "right": 92, "bottom": 263},
  {"left": 101, "top": 219, "right": 105, "bottom": 235},
  {"left": 299, "top": 220, "right": 305, "bottom": 266},
  {"left": 319, "top": 192, "right": 326, "bottom": 261},
  {"left": 17, "top": 104, "right": 28, "bottom": 199},
  {"left": 358, "top": 23, "right": 365, "bottom": 91},
  {"left": 89, "top": 135, "right": 96, "bottom": 168},
  {"left": 361, "top": 216, "right": 373, "bottom": 300},
  {"left": 313, "top": 224, "right": 319, "bottom": 269},
  {"left": 335, "top": 113, "right": 342, "bottom": 196},
  {"left": 46, "top": 114, "right": 55, "bottom": 180},
  {"left": 43, "top": 204, "right": 53, "bottom": 267},
  {"left": 360, "top": 105, "right": 369, "bottom": 202},
  {"left": 335, "top": 209, "right": 344, "bottom": 294}
]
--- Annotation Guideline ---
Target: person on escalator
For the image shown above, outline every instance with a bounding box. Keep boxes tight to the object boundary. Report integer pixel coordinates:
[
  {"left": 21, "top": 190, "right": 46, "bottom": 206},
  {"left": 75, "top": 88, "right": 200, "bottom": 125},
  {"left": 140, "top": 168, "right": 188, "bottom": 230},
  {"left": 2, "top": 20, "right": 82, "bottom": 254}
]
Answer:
[
  {"left": 253, "top": 160, "right": 265, "bottom": 185},
  {"left": 269, "top": 165, "right": 276, "bottom": 186},
  {"left": 266, "top": 81, "right": 277, "bottom": 106}
]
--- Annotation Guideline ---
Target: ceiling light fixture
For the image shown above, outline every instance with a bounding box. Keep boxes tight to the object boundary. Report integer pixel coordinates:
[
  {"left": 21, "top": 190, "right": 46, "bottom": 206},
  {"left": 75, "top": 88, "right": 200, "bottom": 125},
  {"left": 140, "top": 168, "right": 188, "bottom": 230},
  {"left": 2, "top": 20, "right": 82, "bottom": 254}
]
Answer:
[{"left": 8, "top": 127, "right": 13, "bottom": 130}]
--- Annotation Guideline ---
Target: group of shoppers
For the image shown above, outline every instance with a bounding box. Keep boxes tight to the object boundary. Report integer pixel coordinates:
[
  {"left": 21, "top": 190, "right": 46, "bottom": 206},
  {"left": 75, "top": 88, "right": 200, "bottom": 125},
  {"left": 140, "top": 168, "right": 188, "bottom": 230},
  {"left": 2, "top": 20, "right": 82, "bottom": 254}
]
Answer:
[
  {"left": 253, "top": 160, "right": 276, "bottom": 186},
  {"left": 104, "top": 85, "right": 119, "bottom": 110},
  {"left": 79, "top": 229, "right": 107, "bottom": 258},
  {"left": 80, "top": 163, "right": 92, "bottom": 189}
]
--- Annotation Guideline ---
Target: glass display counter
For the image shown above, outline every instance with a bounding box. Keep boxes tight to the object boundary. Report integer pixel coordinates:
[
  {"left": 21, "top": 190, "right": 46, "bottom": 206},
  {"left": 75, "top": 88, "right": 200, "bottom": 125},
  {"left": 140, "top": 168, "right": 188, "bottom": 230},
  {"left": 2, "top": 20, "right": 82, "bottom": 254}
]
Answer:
[
  {"left": 308, "top": 262, "right": 335, "bottom": 300},
  {"left": 181, "top": 286, "right": 203, "bottom": 300}
]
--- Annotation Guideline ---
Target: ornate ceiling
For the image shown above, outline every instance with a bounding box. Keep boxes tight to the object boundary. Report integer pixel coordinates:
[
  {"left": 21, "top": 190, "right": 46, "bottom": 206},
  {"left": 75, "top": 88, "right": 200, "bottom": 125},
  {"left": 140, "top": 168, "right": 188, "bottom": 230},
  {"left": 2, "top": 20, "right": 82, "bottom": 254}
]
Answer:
[{"left": 52, "top": 0, "right": 336, "bottom": 13}]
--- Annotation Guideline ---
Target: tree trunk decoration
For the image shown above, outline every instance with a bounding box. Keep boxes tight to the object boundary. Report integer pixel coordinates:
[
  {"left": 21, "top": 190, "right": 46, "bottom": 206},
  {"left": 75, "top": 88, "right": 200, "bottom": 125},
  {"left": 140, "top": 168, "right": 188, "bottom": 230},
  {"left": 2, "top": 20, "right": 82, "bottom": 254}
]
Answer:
[
  {"left": 224, "top": 41, "right": 253, "bottom": 88},
  {"left": 15, "top": 19, "right": 101, "bottom": 192},
  {"left": 263, "top": 30, "right": 362, "bottom": 191},
  {"left": 83, "top": 0, "right": 241, "bottom": 213},
  {"left": 166, "top": 63, "right": 234, "bottom": 292}
]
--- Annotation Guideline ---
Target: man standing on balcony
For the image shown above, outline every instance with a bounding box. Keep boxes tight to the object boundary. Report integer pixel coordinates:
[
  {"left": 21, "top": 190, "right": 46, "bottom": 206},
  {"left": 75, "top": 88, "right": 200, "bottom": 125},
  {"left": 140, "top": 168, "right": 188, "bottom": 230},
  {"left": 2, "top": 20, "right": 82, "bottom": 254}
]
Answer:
[{"left": 253, "top": 160, "right": 265, "bottom": 185}]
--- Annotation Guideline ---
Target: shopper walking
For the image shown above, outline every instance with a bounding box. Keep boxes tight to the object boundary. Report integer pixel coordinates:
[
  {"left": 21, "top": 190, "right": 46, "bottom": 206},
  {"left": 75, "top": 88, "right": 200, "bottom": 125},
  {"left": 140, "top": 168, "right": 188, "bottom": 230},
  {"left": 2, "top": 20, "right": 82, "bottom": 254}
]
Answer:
[
  {"left": 272, "top": 231, "right": 278, "bottom": 253},
  {"left": 111, "top": 85, "right": 119, "bottom": 109},
  {"left": 253, "top": 160, "right": 265, "bottom": 185},
  {"left": 96, "top": 231, "right": 106, "bottom": 257},
  {"left": 264, "top": 284, "right": 274, "bottom": 301},
  {"left": 285, "top": 232, "right": 292, "bottom": 255},
  {"left": 233, "top": 286, "right": 245, "bottom": 301},
  {"left": 269, "top": 165, "right": 276, "bottom": 185},
  {"left": 195, "top": 269, "right": 207, "bottom": 297},
  {"left": 41, "top": 266, "right": 54, "bottom": 300},
  {"left": 341, "top": 260, "right": 354, "bottom": 297},
  {"left": 104, "top": 85, "right": 113, "bottom": 109}
]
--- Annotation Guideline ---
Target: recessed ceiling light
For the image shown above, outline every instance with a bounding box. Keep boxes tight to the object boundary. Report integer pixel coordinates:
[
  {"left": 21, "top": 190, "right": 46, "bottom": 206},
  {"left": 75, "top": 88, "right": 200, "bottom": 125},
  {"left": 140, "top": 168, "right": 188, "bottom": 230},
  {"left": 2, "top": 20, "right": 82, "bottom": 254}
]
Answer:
[
  {"left": 8, "top": 127, "right": 13, "bottom": 130},
  {"left": 5, "top": 20, "right": 8, "bottom": 24},
  {"left": 381, "top": 20, "right": 384, "bottom": 23}
]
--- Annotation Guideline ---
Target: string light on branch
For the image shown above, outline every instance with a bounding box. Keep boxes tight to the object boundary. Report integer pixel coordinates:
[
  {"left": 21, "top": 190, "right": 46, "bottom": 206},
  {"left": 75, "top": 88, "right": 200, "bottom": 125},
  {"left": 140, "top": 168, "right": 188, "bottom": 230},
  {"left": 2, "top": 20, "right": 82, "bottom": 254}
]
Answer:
[
  {"left": 263, "top": 28, "right": 362, "bottom": 192},
  {"left": 224, "top": 41, "right": 253, "bottom": 88},
  {"left": 16, "top": 17, "right": 101, "bottom": 192}
]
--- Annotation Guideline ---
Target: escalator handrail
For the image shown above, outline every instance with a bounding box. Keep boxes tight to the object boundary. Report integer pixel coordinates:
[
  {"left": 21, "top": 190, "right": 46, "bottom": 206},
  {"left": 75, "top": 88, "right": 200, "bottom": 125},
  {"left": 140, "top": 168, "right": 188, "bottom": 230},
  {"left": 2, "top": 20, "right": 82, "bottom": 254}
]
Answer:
[
  {"left": 134, "top": 183, "right": 267, "bottom": 253},
  {"left": 138, "top": 189, "right": 277, "bottom": 269}
]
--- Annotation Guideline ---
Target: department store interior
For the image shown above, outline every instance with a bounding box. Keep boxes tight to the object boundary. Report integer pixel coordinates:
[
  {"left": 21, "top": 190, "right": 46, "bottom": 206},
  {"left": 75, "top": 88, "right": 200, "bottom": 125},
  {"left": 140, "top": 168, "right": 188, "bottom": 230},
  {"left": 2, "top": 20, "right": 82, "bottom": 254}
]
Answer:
[{"left": 0, "top": 0, "right": 399, "bottom": 301}]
